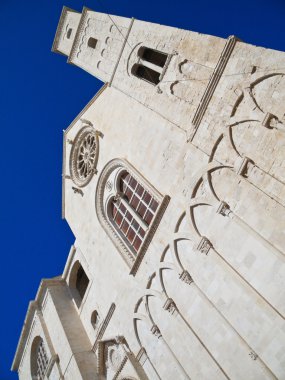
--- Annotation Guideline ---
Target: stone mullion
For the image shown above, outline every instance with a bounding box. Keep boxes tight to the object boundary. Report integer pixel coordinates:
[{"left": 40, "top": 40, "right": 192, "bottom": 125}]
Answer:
[{"left": 119, "top": 195, "right": 149, "bottom": 231}]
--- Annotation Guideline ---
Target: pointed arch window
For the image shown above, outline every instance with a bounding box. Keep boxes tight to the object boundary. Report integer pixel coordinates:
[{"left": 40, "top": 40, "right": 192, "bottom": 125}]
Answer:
[
  {"left": 96, "top": 159, "right": 169, "bottom": 274},
  {"left": 131, "top": 47, "right": 168, "bottom": 85}
]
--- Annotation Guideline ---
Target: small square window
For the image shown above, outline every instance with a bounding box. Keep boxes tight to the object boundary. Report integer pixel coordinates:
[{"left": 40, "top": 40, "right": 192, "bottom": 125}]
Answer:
[{"left": 88, "top": 37, "right": 98, "bottom": 49}]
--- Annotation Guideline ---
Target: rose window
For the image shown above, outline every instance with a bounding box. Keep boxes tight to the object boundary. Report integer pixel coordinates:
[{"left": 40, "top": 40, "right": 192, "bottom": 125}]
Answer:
[{"left": 70, "top": 126, "right": 99, "bottom": 187}]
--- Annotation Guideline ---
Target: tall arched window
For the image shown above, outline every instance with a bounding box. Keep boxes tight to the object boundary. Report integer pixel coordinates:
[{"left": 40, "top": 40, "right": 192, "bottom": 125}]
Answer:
[
  {"left": 96, "top": 159, "right": 170, "bottom": 274},
  {"left": 111, "top": 171, "right": 159, "bottom": 252},
  {"left": 131, "top": 47, "right": 168, "bottom": 85},
  {"left": 31, "top": 337, "right": 49, "bottom": 380},
  {"left": 69, "top": 261, "right": 90, "bottom": 307}
]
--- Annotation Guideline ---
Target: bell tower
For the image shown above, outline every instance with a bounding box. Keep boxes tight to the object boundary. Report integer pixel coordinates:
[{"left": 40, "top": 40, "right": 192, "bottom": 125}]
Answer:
[
  {"left": 52, "top": 6, "right": 229, "bottom": 136},
  {"left": 52, "top": 7, "right": 81, "bottom": 57},
  {"left": 52, "top": 7, "right": 133, "bottom": 83}
]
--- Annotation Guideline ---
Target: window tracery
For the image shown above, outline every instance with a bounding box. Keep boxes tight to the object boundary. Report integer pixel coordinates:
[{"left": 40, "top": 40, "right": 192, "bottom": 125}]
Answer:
[
  {"left": 31, "top": 337, "right": 49, "bottom": 380},
  {"left": 69, "top": 126, "right": 99, "bottom": 187},
  {"left": 96, "top": 159, "right": 169, "bottom": 274}
]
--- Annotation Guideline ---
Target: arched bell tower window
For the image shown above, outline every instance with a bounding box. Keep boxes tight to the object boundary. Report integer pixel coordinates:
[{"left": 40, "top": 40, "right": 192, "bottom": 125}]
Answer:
[
  {"left": 88, "top": 37, "right": 98, "bottom": 49},
  {"left": 31, "top": 337, "right": 49, "bottom": 380},
  {"left": 96, "top": 159, "right": 170, "bottom": 275},
  {"left": 138, "top": 47, "right": 168, "bottom": 68},
  {"left": 131, "top": 47, "right": 168, "bottom": 85},
  {"left": 131, "top": 64, "right": 160, "bottom": 85},
  {"left": 69, "top": 261, "right": 90, "bottom": 307}
]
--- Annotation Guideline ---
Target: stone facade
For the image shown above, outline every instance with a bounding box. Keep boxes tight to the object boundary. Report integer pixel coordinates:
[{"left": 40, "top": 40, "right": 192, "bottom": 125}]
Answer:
[{"left": 12, "top": 5, "right": 285, "bottom": 380}]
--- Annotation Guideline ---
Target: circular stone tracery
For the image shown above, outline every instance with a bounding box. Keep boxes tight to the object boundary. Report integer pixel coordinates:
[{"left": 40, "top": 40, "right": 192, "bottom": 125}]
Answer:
[{"left": 70, "top": 126, "right": 98, "bottom": 187}]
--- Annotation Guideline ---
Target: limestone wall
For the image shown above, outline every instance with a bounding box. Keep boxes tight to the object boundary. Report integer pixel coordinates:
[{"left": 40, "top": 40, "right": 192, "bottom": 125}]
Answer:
[{"left": 14, "top": 9, "right": 285, "bottom": 380}]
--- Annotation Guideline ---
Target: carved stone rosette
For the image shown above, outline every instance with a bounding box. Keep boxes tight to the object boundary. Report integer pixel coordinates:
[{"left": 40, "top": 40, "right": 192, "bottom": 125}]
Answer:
[{"left": 69, "top": 126, "right": 99, "bottom": 187}]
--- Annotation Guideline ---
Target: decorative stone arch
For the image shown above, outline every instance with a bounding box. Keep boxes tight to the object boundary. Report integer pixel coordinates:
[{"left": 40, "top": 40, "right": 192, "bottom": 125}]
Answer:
[
  {"left": 68, "top": 260, "right": 90, "bottom": 308},
  {"left": 95, "top": 158, "right": 170, "bottom": 275},
  {"left": 30, "top": 336, "right": 49, "bottom": 380}
]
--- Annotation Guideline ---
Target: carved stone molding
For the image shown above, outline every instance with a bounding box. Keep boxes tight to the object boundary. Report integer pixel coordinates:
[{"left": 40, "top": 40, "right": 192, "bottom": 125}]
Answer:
[
  {"left": 97, "top": 336, "right": 133, "bottom": 380},
  {"left": 189, "top": 35, "right": 240, "bottom": 141},
  {"left": 197, "top": 236, "right": 212, "bottom": 255},
  {"left": 150, "top": 324, "right": 162, "bottom": 338},
  {"left": 136, "top": 347, "right": 148, "bottom": 365},
  {"left": 249, "top": 351, "right": 258, "bottom": 360},
  {"left": 71, "top": 187, "right": 84, "bottom": 196},
  {"left": 93, "top": 303, "right": 116, "bottom": 352},
  {"left": 229, "top": 73, "right": 285, "bottom": 133},
  {"left": 216, "top": 201, "right": 231, "bottom": 217},
  {"left": 163, "top": 298, "right": 177, "bottom": 314},
  {"left": 68, "top": 7, "right": 90, "bottom": 64},
  {"left": 234, "top": 156, "right": 253, "bottom": 177},
  {"left": 179, "top": 270, "right": 194, "bottom": 285}
]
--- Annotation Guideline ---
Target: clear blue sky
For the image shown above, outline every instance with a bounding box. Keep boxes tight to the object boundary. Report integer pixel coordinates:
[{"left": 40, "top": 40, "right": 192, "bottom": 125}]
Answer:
[{"left": 0, "top": 0, "right": 284, "bottom": 378}]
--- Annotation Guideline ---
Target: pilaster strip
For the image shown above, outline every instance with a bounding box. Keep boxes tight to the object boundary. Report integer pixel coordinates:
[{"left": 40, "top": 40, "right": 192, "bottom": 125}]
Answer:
[
  {"left": 190, "top": 35, "right": 240, "bottom": 141},
  {"left": 92, "top": 303, "right": 116, "bottom": 352},
  {"left": 62, "top": 130, "right": 66, "bottom": 219},
  {"left": 109, "top": 17, "right": 135, "bottom": 86}
]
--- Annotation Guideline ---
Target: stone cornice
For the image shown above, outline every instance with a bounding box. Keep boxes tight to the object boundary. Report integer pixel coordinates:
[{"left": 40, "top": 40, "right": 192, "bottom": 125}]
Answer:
[
  {"left": 189, "top": 35, "right": 240, "bottom": 141},
  {"left": 51, "top": 6, "right": 80, "bottom": 55},
  {"left": 109, "top": 17, "right": 135, "bottom": 86},
  {"left": 11, "top": 278, "right": 64, "bottom": 372}
]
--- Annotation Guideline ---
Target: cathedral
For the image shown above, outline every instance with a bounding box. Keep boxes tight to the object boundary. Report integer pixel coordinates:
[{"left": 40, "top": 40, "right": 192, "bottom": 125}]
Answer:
[{"left": 12, "top": 5, "right": 285, "bottom": 380}]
